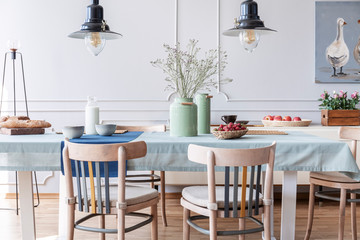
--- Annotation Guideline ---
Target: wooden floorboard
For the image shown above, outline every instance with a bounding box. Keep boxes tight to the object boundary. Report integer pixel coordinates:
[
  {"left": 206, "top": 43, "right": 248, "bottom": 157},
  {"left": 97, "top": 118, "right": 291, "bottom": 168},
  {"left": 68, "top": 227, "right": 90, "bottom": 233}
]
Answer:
[{"left": 0, "top": 197, "right": 358, "bottom": 239}]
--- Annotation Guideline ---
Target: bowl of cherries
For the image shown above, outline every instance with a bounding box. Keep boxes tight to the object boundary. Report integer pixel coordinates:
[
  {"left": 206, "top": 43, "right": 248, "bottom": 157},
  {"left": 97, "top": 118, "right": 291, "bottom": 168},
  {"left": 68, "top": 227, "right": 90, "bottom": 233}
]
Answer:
[{"left": 212, "top": 122, "right": 248, "bottom": 140}]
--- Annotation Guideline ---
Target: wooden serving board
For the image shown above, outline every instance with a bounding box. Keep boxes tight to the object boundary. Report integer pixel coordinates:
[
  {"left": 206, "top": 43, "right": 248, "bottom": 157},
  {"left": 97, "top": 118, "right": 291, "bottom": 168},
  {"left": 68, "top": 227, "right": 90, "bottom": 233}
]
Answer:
[
  {"left": 0, "top": 128, "right": 45, "bottom": 135},
  {"left": 247, "top": 130, "right": 287, "bottom": 135}
]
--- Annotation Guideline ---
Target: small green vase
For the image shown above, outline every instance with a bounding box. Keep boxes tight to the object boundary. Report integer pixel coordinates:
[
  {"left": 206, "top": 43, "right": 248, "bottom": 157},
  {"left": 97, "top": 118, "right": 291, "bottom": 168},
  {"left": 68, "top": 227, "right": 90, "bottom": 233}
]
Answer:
[
  {"left": 195, "top": 93, "right": 211, "bottom": 134},
  {"left": 170, "top": 98, "right": 197, "bottom": 137}
]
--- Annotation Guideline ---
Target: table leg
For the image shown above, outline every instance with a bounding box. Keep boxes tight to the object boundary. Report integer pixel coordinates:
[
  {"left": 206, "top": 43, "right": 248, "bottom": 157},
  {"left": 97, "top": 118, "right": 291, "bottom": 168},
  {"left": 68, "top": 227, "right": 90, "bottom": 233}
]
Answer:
[
  {"left": 281, "top": 171, "right": 297, "bottom": 240},
  {"left": 18, "top": 171, "right": 36, "bottom": 240},
  {"left": 58, "top": 174, "right": 67, "bottom": 238}
]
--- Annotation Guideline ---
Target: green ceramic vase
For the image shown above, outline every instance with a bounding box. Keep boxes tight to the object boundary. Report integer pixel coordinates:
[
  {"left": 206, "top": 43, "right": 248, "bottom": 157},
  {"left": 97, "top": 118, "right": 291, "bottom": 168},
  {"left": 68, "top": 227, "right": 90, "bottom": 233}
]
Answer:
[
  {"left": 170, "top": 98, "right": 197, "bottom": 137},
  {"left": 195, "top": 93, "right": 211, "bottom": 134}
]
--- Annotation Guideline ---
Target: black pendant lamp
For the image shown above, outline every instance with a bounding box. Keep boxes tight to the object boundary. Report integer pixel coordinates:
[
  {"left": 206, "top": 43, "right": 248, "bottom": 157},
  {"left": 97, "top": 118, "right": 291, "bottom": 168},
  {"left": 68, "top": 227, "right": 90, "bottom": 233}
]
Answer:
[
  {"left": 69, "top": 0, "right": 122, "bottom": 56},
  {"left": 223, "top": 0, "right": 276, "bottom": 53}
]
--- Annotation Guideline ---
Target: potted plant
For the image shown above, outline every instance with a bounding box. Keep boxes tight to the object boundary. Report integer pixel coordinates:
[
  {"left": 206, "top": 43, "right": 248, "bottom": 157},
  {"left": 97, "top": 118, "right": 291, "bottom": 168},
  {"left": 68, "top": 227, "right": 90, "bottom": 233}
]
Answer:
[
  {"left": 151, "top": 39, "right": 231, "bottom": 136},
  {"left": 318, "top": 90, "right": 360, "bottom": 126}
]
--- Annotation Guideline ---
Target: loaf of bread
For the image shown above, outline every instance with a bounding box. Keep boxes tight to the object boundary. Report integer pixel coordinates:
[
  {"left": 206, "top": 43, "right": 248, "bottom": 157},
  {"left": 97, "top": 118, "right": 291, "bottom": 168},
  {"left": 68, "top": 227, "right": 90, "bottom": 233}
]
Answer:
[
  {"left": 0, "top": 120, "right": 51, "bottom": 128},
  {"left": 0, "top": 115, "right": 30, "bottom": 122}
]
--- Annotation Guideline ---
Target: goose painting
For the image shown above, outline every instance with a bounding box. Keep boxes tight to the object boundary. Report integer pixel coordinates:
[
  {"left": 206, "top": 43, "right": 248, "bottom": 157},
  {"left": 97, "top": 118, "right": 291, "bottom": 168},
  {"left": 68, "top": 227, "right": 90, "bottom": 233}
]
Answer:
[
  {"left": 316, "top": 2, "right": 360, "bottom": 83},
  {"left": 325, "top": 17, "right": 349, "bottom": 77},
  {"left": 353, "top": 19, "right": 360, "bottom": 73}
]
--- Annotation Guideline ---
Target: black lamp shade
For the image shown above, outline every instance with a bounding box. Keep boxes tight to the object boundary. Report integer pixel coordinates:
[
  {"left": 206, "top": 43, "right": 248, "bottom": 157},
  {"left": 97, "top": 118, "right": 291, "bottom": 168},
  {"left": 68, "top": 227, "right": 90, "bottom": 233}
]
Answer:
[
  {"left": 68, "top": 0, "right": 122, "bottom": 40},
  {"left": 223, "top": 0, "right": 276, "bottom": 37}
]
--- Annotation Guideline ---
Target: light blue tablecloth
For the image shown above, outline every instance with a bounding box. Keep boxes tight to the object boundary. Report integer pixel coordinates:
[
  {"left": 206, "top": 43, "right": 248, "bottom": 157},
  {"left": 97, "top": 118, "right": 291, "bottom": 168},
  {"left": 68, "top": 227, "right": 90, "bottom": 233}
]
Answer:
[
  {"left": 132, "top": 131, "right": 360, "bottom": 179},
  {"left": 0, "top": 133, "right": 63, "bottom": 171},
  {"left": 0, "top": 131, "right": 358, "bottom": 180}
]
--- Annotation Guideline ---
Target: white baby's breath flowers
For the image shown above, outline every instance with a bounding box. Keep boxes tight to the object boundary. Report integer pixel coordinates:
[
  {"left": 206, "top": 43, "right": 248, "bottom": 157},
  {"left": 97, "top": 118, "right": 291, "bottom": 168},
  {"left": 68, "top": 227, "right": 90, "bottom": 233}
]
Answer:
[{"left": 151, "top": 39, "right": 232, "bottom": 99}]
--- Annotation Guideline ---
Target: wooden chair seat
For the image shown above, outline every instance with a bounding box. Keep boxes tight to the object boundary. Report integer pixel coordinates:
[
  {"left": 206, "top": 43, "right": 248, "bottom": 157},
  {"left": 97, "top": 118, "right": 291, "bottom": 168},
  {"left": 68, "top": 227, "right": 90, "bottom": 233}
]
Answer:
[
  {"left": 310, "top": 172, "right": 358, "bottom": 183},
  {"left": 182, "top": 186, "right": 263, "bottom": 209},
  {"left": 78, "top": 185, "right": 159, "bottom": 209}
]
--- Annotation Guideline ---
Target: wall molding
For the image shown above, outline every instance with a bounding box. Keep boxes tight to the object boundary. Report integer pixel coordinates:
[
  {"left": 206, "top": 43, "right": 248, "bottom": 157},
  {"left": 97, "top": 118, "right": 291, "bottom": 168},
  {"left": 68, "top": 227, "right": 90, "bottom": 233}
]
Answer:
[
  {"left": 0, "top": 98, "right": 318, "bottom": 103},
  {"left": 3, "top": 108, "right": 321, "bottom": 113}
]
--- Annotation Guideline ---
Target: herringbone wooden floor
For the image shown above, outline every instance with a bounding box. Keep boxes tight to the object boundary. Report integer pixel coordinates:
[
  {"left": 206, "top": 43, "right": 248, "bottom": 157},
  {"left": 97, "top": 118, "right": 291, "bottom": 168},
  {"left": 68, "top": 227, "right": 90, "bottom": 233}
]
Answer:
[{"left": 0, "top": 197, "right": 358, "bottom": 240}]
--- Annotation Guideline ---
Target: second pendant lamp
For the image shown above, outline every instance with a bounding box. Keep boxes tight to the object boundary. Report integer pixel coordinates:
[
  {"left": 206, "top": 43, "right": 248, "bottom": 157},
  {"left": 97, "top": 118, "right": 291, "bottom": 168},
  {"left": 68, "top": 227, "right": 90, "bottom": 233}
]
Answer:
[
  {"left": 223, "top": 0, "right": 276, "bottom": 53},
  {"left": 69, "top": 0, "right": 122, "bottom": 56}
]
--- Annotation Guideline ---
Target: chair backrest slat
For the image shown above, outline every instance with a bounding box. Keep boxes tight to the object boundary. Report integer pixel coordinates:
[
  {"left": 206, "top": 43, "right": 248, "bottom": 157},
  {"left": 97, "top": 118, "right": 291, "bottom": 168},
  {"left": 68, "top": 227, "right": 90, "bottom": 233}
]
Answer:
[
  {"left": 255, "top": 165, "right": 262, "bottom": 215},
  {"left": 95, "top": 162, "right": 102, "bottom": 214},
  {"left": 240, "top": 166, "right": 247, "bottom": 218},
  {"left": 80, "top": 161, "right": 89, "bottom": 212},
  {"left": 232, "top": 167, "right": 239, "bottom": 218},
  {"left": 247, "top": 166, "right": 255, "bottom": 217},
  {"left": 67, "top": 141, "right": 147, "bottom": 162},
  {"left": 74, "top": 160, "right": 82, "bottom": 212},
  {"left": 339, "top": 127, "right": 360, "bottom": 159},
  {"left": 188, "top": 144, "right": 272, "bottom": 167},
  {"left": 104, "top": 162, "right": 110, "bottom": 214},
  {"left": 339, "top": 127, "right": 360, "bottom": 141},
  {"left": 88, "top": 162, "right": 96, "bottom": 214},
  {"left": 224, "top": 166, "right": 230, "bottom": 218}
]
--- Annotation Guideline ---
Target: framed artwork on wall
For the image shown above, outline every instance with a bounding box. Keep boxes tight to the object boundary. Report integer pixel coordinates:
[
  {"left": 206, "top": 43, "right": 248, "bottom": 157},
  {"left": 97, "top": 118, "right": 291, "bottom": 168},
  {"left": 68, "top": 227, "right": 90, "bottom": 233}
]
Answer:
[{"left": 315, "top": 1, "right": 360, "bottom": 83}]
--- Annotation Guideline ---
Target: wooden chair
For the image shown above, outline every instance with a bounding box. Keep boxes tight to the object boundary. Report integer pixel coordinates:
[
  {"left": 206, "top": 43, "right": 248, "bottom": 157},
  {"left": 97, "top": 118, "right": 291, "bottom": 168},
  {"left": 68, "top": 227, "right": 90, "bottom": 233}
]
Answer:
[
  {"left": 181, "top": 142, "right": 276, "bottom": 240},
  {"left": 63, "top": 139, "right": 159, "bottom": 240},
  {"left": 305, "top": 127, "right": 360, "bottom": 240},
  {"left": 114, "top": 124, "right": 168, "bottom": 227}
]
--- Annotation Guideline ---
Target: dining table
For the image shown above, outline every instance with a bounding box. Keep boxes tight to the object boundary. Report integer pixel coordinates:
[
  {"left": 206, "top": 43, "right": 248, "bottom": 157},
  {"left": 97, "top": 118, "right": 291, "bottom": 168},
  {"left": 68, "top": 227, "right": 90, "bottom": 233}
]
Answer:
[{"left": 0, "top": 130, "right": 359, "bottom": 240}]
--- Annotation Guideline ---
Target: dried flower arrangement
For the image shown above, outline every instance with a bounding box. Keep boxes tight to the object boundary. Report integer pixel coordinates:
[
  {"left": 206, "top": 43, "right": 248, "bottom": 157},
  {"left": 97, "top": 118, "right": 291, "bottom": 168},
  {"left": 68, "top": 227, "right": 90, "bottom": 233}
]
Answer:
[{"left": 151, "top": 39, "right": 232, "bottom": 98}]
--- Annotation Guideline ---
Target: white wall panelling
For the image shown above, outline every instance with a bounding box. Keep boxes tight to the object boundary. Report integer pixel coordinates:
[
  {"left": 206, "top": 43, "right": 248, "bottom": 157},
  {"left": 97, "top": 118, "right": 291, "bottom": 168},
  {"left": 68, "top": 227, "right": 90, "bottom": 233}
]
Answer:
[{"left": 1, "top": 0, "right": 360, "bottom": 192}]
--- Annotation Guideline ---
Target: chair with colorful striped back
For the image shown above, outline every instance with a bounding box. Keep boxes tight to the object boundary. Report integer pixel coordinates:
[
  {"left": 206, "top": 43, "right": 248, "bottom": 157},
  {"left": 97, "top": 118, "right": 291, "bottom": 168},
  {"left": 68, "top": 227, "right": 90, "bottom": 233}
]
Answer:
[
  {"left": 181, "top": 142, "right": 276, "bottom": 240},
  {"left": 63, "top": 139, "right": 159, "bottom": 240}
]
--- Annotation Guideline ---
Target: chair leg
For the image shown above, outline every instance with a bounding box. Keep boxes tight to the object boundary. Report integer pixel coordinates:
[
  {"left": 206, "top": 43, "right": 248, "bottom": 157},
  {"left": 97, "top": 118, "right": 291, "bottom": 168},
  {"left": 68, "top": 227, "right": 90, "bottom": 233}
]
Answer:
[
  {"left": 350, "top": 192, "right": 357, "bottom": 240},
  {"left": 67, "top": 204, "right": 75, "bottom": 240},
  {"left": 304, "top": 183, "right": 316, "bottom": 240},
  {"left": 183, "top": 208, "right": 190, "bottom": 240},
  {"left": 209, "top": 210, "right": 217, "bottom": 240},
  {"left": 239, "top": 218, "right": 245, "bottom": 240},
  {"left": 99, "top": 214, "right": 105, "bottom": 240},
  {"left": 118, "top": 209, "right": 126, "bottom": 240},
  {"left": 160, "top": 171, "right": 167, "bottom": 227},
  {"left": 339, "top": 188, "right": 346, "bottom": 240},
  {"left": 263, "top": 205, "right": 271, "bottom": 240},
  {"left": 151, "top": 203, "right": 158, "bottom": 240},
  {"left": 150, "top": 170, "right": 155, "bottom": 188}
]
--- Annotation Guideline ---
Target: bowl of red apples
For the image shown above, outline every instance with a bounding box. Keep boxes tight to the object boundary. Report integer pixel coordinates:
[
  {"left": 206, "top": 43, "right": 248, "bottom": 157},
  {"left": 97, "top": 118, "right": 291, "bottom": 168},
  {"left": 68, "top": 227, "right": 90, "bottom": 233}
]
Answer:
[
  {"left": 262, "top": 115, "right": 312, "bottom": 127},
  {"left": 212, "top": 122, "right": 248, "bottom": 139}
]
